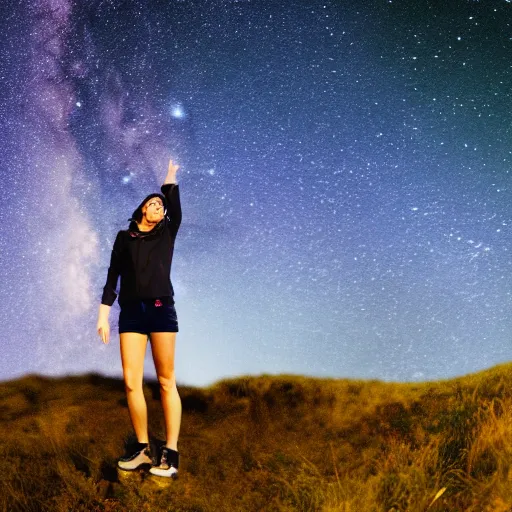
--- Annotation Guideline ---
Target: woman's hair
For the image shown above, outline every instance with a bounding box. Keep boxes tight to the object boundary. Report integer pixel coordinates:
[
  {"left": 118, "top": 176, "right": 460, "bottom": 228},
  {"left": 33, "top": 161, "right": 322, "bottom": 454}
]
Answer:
[{"left": 129, "top": 193, "right": 167, "bottom": 223}]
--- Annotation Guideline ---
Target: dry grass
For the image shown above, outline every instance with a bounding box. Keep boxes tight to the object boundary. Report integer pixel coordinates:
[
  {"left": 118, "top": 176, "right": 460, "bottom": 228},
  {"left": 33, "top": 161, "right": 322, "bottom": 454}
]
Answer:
[{"left": 2, "top": 365, "right": 512, "bottom": 511}]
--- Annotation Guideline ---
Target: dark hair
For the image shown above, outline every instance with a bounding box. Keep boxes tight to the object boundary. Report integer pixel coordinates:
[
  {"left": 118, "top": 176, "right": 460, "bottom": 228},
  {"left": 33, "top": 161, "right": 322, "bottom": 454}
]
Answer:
[{"left": 129, "top": 193, "right": 166, "bottom": 223}]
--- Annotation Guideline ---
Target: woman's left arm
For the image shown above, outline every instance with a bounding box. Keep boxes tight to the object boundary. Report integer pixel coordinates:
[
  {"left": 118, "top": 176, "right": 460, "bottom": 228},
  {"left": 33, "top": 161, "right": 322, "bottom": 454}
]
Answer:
[{"left": 161, "top": 158, "right": 182, "bottom": 237}]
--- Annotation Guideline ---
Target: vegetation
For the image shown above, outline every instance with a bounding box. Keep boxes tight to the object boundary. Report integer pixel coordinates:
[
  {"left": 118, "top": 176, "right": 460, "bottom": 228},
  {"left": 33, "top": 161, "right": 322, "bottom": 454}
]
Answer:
[{"left": 2, "top": 364, "right": 512, "bottom": 511}]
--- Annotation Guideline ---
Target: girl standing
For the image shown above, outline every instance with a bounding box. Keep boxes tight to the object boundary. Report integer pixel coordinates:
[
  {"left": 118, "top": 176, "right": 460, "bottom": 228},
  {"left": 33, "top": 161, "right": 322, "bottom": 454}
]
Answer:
[{"left": 97, "top": 159, "right": 182, "bottom": 479}]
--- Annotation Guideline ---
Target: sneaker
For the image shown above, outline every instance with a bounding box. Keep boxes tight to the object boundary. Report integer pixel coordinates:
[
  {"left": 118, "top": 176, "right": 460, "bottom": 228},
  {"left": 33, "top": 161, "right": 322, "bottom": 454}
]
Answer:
[
  {"left": 149, "top": 447, "right": 179, "bottom": 479},
  {"left": 117, "top": 442, "right": 152, "bottom": 471}
]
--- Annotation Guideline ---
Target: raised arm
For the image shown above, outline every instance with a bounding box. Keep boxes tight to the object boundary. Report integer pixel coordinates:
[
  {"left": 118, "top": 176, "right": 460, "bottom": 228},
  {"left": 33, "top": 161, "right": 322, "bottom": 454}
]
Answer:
[{"left": 161, "top": 159, "right": 182, "bottom": 238}]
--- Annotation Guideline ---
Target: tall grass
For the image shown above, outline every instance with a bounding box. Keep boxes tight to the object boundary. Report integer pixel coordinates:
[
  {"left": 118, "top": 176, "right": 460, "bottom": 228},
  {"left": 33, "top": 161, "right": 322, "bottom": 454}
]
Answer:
[{"left": 2, "top": 365, "right": 512, "bottom": 511}]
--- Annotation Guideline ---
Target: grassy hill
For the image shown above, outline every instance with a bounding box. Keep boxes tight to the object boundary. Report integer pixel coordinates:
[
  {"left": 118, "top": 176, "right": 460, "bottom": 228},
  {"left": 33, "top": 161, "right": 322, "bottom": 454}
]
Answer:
[{"left": 2, "top": 365, "right": 512, "bottom": 511}]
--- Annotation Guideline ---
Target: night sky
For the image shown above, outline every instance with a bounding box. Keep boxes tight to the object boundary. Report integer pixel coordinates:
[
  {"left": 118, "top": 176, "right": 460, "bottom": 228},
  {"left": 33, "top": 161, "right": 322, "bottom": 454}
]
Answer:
[{"left": 1, "top": 0, "right": 511, "bottom": 386}]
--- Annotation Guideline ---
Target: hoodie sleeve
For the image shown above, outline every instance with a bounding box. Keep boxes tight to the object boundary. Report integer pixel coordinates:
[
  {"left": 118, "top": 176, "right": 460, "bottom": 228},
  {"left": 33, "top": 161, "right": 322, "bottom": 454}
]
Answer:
[
  {"left": 161, "top": 183, "right": 182, "bottom": 239},
  {"left": 101, "top": 231, "right": 122, "bottom": 306}
]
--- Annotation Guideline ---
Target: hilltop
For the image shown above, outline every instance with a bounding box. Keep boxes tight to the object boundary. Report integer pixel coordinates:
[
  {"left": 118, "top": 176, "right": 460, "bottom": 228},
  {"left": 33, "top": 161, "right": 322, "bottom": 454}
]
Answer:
[{"left": 2, "top": 364, "right": 512, "bottom": 511}]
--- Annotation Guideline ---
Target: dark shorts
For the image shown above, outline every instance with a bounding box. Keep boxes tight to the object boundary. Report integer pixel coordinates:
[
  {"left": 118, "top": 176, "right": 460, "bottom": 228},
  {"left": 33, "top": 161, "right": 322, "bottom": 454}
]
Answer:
[{"left": 118, "top": 299, "right": 179, "bottom": 335}]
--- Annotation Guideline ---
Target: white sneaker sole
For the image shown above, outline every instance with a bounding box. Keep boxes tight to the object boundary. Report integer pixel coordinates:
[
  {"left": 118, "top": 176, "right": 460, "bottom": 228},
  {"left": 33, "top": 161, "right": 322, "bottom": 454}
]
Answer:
[
  {"left": 149, "top": 466, "right": 179, "bottom": 479},
  {"left": 117, "top": 452, "right": 152, "bottom": 471}
]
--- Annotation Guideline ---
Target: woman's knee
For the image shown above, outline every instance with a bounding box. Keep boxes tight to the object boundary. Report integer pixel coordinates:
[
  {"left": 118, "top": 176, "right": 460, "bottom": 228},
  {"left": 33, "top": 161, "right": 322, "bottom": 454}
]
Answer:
[
  {"left": 157, "top": 371, "right": 176, "bottom": 392},
  {"left": 124, "top": 373, "right": 144, "bottom": 394}
]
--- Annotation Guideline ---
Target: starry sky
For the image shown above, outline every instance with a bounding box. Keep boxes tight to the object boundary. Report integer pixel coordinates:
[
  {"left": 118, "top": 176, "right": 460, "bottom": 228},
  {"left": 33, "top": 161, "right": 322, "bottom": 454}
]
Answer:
[{"left": 1, "top": 0, "right": 511, "bottom": 386}]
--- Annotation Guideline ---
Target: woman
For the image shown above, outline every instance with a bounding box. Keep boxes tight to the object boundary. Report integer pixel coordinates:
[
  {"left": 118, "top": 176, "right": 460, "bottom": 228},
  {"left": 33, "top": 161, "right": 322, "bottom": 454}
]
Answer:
[{"left": 96, "top": 158, "right": 182, "bottom": 479}]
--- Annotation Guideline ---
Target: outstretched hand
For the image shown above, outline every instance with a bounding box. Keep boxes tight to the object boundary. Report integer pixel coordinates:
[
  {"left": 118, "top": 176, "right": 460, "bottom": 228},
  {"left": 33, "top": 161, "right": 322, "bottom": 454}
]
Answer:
[
  {"left": 165, "top": 159, "right": 180, "bottom": 184},
  {"left": 168, "top": 159, "right": 180, "bottom": 175}
]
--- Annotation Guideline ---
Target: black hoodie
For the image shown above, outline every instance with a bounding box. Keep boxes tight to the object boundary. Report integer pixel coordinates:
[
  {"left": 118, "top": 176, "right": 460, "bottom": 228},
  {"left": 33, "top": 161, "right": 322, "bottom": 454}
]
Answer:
[{"left": 101, "top": 183, "right": 181, "bottom": 307}]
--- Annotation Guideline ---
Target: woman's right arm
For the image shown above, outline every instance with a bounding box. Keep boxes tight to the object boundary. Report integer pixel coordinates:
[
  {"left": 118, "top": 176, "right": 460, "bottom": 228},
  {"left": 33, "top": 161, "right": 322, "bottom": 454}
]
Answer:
[{"left": 97, "top": 232, "right": 122, "bottom": 344}]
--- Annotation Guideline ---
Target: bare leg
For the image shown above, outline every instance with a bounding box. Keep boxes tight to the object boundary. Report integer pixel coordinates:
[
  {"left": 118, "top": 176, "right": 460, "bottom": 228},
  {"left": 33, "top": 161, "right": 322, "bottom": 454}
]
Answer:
[
  {"left": 150, "top": 332, "right": 181, "bottom": 450},
  {"left": 120, "top": 332, "right": 149, "bottom": 443}
]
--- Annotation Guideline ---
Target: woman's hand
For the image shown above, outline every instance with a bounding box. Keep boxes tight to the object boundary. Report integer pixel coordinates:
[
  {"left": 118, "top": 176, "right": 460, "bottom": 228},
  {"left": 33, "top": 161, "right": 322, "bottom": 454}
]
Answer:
[
  {"left": 97, "top": 304, "right": 111, "bottom": 344},
  {"left": 97, "top": 320, "right": 110, "bottom": 344},
  {"left": 164, "top": 158, "right": 180, "bottom": 184}
]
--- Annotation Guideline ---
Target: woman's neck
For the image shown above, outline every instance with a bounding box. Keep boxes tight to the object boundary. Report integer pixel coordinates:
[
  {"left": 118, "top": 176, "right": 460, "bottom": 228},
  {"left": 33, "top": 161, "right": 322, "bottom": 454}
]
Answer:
[{"left": 137, "top": 219, "right": 158, "bottom": 232}]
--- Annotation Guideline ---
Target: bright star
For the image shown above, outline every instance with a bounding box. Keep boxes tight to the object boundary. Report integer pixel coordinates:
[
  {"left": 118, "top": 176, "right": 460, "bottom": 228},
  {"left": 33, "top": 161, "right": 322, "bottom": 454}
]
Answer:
[
  {"left": 122, "top": 172, "right": 135, "bottom": 184},
  {"left": 170, "top": 103, "right": 185, "bottom": 119}
]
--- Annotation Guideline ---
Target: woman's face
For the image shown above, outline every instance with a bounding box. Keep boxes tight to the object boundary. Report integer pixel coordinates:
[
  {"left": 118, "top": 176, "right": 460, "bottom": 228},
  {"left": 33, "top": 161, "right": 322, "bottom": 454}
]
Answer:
[{"left": 142, "top": 198, "right": 165, "bottom": 223}]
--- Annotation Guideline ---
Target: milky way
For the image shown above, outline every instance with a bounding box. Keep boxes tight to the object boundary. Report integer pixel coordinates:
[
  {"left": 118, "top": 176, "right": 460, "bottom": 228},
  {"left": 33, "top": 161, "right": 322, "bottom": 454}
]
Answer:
[{"left": 1, "top": 0, "right": 511, "bottom": 385}]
